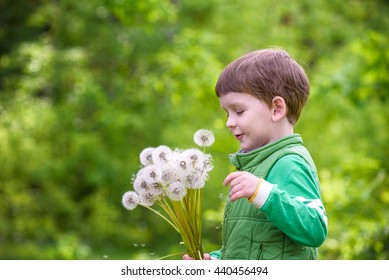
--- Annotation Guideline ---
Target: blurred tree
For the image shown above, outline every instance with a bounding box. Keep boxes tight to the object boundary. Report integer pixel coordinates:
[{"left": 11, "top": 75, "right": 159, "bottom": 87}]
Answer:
[
  {"left": 0, "top": 0, "right": 388, "bottom": 260},
  {"left": 299, "top": 30, "right": 389, "bottom": 259}
]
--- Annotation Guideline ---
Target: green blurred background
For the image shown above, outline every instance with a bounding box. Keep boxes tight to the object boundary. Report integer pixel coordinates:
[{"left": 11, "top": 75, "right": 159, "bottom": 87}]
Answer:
[{"left": 0, "top": 0, "right": 388, "bottom": 260}]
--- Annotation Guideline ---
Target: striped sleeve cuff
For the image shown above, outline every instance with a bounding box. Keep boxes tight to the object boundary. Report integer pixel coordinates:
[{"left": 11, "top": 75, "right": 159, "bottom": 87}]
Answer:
[{"left": 250, "top": 179, "right": 273, "bottom": 208}]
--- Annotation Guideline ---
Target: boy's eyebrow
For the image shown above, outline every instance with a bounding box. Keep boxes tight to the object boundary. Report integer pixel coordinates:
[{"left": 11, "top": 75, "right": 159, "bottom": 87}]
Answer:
[{"left": 223, "top": 101, "right": 245, "bottom": 109}]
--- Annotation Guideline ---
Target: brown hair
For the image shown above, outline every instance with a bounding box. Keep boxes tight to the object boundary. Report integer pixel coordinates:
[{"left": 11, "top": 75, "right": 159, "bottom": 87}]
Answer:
[{"left": 215, "top": 49, "right": 310, "bottom": 124}]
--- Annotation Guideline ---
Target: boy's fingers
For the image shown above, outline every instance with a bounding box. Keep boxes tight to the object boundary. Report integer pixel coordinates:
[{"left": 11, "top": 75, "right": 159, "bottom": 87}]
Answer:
[
  {"left": 183, "top": 253, "right": 211, "bottom": 260},
  {"left": 182, "top": 254, "right": 194, "bottom": 260},
  {"left": 223, "top": 171, "right": 242, "bottom": 186}
]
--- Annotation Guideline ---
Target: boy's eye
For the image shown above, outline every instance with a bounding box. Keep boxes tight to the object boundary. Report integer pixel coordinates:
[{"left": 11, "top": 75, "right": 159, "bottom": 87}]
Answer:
[{"left": 236, "top": 110, "right": 244, "bottom": 115}]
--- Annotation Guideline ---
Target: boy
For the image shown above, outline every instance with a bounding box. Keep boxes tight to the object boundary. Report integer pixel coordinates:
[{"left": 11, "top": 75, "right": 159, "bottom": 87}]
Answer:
[{"left": 185, "top": 48, "right": 327, "bottom": 260}]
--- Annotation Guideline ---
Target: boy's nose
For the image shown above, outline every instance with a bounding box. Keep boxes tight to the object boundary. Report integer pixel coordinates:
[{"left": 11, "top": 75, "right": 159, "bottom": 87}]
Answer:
[{"left": 226, "top": 116, "right": 236, "bottom": 128}]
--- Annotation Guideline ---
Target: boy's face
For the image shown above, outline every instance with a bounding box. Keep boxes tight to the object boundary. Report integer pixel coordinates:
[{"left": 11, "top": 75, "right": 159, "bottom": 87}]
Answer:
[{"left": 219, "top": 92, "right": 275, "bottom": 151}]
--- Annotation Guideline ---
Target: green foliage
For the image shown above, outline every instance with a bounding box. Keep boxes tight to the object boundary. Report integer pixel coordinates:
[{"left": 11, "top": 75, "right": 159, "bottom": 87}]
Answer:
[
  {"left": 0, "top": 0, "right": 388, "bottom": 259},
  {"left": 298, "top": 28, "right": 389, "bottom": 259}
]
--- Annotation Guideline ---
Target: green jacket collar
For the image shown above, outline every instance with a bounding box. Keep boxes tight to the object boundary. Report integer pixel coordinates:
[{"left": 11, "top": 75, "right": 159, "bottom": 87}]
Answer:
[{"left": 229, "top": 134, "right": 304, "bottom": 170}]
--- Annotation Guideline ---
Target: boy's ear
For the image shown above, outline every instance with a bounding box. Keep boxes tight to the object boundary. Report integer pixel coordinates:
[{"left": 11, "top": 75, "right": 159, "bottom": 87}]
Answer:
[{"left": 271, "top": 96, "right": 287, "bottom": 121}]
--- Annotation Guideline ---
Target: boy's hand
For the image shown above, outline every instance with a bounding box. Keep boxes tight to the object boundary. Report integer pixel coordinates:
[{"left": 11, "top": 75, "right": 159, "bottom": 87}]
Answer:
[
  {"left": 223, "top": 171, "right": 261, "bottom": 202},
  {"left": 182, "top": 253, "right": 211, "bottom": 260}
]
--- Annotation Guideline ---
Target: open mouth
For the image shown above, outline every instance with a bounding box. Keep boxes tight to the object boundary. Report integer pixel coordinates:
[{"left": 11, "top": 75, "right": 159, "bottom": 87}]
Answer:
[{"left": 235, "top": 133, "right": 244, "bottom": 140}]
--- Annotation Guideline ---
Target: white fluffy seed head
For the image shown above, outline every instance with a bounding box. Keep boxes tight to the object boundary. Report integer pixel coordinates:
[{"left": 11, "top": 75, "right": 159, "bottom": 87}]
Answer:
[
  {"left": 139, "top": 147, "right": 155, "bottom": 166},
  {"left": 194, "top": 129, "right": 215, "bottom": 147},
  {"left": 166, "top": 181, "right": 187, "bottom": 201},
  {"left": 141, "top": 165, "right": 162, "bottom": 185},
  {"left": 122, "top": 191, "right": 139, "bottom": 210},
  {"left": 152, "top": 145, "right": 173, "bottom": 166}
]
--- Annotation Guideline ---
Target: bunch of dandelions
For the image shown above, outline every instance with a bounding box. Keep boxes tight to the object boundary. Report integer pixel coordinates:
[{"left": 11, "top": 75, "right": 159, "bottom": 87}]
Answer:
[{"left": 122, "top": 129, "right": 215, "bottom": 260}]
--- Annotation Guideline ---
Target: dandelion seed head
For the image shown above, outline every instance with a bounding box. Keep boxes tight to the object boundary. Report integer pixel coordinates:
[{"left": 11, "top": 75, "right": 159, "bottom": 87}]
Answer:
[
  {"left": 160, "top": 162, "right": 178, "bottom": 185},
  {"left": 179, "top": 160, "right": 187, "bottom": 169},
  {"left": 182, "top": 148, "right": 205, "bottom": 170},
  {"left": 139, "top": 192, "right": 156, "bottom": 207},
  {"left": 185, "top": 173, "right": 195, "bottom": 185},
  {"left": 150, "top": 182, "right": 164, "bottom": 196},
  {"left": 141, "top": 165, "right": 162, "bottom": 185},
  {"left": 202, "top": 154, "right": 214, "bottom": 172},
  {"left": 173, "top": 153, "right": 191, "bottom": 182},
  {"left": 173, "top": 152, "right": 188, "bottom": 170},
  {"left": 188, "top": 172, "right": 207, "bottom": 189},
  {"left": 133, "top": 170, "right": 151, "bottom": 195},
  {"left": 166, "top": 182, "right": 187, "bottom": 201},
  {"left": 140, "top": 147, "right": 155, "bottom": 166},
  {"left": 194, "top": 129, "right": 215, "bottom": 147},
  {"left": 152, "top": 145, "right": 172, "bottom": 165},
  {"left": 122, "top": 191, "right": 139, "bottom": 210}
]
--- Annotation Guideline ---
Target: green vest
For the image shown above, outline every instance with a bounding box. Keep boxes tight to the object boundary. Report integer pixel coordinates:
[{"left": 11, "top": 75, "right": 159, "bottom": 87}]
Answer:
[{"left": 220, "top": 134, "right": 319, "bottom": 260}]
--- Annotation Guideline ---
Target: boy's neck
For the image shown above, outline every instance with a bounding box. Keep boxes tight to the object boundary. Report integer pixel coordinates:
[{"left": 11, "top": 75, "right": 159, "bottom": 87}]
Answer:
[{"left": 269, "top": 120, "right": 294, "bottom": 143}]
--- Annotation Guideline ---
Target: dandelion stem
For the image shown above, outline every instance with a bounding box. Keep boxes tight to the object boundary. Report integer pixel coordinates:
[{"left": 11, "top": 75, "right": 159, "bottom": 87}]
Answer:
[{"left": 142, "top": 204, "right": 179, "bottom": 232}]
